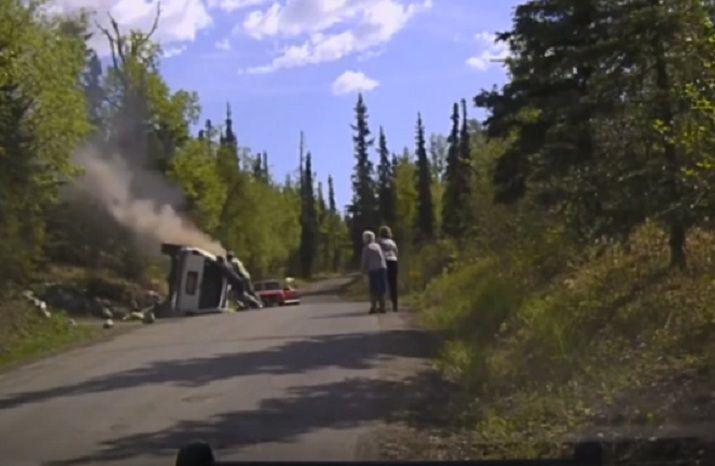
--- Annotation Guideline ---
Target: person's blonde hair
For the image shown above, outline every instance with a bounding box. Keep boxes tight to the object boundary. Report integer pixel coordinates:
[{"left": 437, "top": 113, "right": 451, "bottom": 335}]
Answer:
[
  {"left": 362, "top": 230, "right": 376, "bottom": 244},
  {"left": 378, "top": 226, "right": 393, "bottom": 239}
]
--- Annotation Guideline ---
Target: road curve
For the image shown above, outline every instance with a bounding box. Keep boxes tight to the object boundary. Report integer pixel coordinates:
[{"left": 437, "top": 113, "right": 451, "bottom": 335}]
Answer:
[{"left": 0, "top": 278, "right": 433, "bottom": 465}]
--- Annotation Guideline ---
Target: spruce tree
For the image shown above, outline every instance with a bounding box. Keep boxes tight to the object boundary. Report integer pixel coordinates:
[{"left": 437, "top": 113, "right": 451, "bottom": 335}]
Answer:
[
  {"left": 414, "top": 113, "right": 434, "bottom": 239},
  {"left": 349, "top": 93, "right": 377, "bottom": 259},
  {"left": 299, "top": 131, "right": 305, "bottom": 188},
  {"left": 217, "top": 106, "right": 239, "bottom": 180},
  {"left": 377, "top": 126, "right": 396, "bottom": 228},
  {"left": 317, "top": 181, "right": 327, "bottom": 224},
  {"left": 262, "top": 151, "right": 269, "bottom": 181},
  {"left": 221, "top": 103, "right": 237, "bottom": 149},
  {"left": 328, "top": 175, "right": 337, "bottom": 215},
  {"left": 475, "top": 0, "right": 711, "bottom": 267},
  {"left": 442, "top": 103, "right": 462, "bottom": 237},
  {"left": 458, "top": 98, "right": 473, "bottom": 228},
  {"left": 299, "top": 152, "right": 317, "bottom": 277},
  {"left": 253, "top": 155, "right": 263, "bottom": 179}
]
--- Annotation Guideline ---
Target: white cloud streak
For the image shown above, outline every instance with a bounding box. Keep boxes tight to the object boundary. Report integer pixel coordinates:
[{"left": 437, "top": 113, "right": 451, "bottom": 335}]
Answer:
[
  {"left": 215, "top": 38, "right": 232, "bottom": 50},
  {"left": 466, "top": 31, "right": 509, "bottom": 71},
  {"left": 207, "top": 0, "right": 268, "bottom": 12},
  {"left": 46, "top": 0, "right": 212, "bottom": 57},
  {"left": 240, "top": 0, "right": 432, "bottom": 74},
  {"left": 331, "top": 70, "right": 379, "bottom": 95},
  {"left": 163, "top": 44, "right": 187, "bottom": 58}
]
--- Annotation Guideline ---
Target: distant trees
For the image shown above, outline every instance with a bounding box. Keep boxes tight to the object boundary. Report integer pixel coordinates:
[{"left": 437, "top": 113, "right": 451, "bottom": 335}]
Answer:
[
  {"left": 299, "top": 153, "right": 318, "bottom": 277},
  {"left": 476, "top": 0, "right": 715, "bottom": 267},
  {"left": 458, "top": 99, "right": 473, "bottom": 228},
  {"left": 393, "top": 151, "right": 418, "bottom": 245},
  {"left": 290, "top": 135, "right": 350, "bottom": 276},
  {"left": 0, "top": 0, "right": 91, "bottom": 285},
  {"left": 377, "top": 127, "right": 396, "bottom": 228},
  {"left": 349, "top": 94, "right": 377, "bottom": 259},
  {"left": 414, "top": 114, "right": 434, "bottom": 240},
  {"left": 442, "top": 103, "right": 462, "bottom": 237},
  {"left": 0, "top": 0, "right": 351, "bottom": 290},
  {"left": 328, "top": 176, "right": 338, "bottom": 214}
]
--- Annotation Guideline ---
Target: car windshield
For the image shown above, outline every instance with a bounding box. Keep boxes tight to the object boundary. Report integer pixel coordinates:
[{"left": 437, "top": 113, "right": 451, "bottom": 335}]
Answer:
[{"left": 2, "top": 1, "right": 713, "bottom": 465}]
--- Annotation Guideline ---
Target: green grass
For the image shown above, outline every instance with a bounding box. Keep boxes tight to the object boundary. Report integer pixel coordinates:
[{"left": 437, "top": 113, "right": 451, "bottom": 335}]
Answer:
[
  {"left": 0, "top": 296, "right": 99, "bottom": 369},
  {"left": 414, "top": 223, "right": 715, "bottom": 459}
]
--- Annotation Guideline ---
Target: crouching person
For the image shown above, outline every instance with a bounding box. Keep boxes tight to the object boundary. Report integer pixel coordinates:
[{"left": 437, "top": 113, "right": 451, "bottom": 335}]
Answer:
[{"left": 361, "top": 230, "right": 387, "bottom": 314}]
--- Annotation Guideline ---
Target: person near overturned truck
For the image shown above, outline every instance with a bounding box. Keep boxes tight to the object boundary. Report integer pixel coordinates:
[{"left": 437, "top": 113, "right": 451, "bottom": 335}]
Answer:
[
  {"left": 226, "top": 251, "right": 262, "bottom": 307},
  {"left": 361, "top": 230, "right": 388, "bottom": 314},
  {"left": 218, "top": 255, "right": 261, "bottom": 309}
]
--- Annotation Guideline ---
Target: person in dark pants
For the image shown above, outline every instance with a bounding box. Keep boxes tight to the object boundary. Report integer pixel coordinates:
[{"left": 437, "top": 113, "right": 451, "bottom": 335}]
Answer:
[
  {"left": 378, "top": 226, "right": 399, "bottom": 312},
  {"left": 361, "top": 230, "right": 387, "bottom": 314}
]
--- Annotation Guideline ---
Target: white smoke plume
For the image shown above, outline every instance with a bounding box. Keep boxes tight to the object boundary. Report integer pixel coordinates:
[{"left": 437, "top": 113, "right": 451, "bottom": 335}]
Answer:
[{"left": 73, "top": 147, "right": 224, "bottom": 256}]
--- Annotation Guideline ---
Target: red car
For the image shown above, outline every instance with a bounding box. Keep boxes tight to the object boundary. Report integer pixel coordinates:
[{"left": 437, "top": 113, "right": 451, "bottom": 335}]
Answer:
[{"left": 254, "top": 279, "right": 301, "bottom": 307}]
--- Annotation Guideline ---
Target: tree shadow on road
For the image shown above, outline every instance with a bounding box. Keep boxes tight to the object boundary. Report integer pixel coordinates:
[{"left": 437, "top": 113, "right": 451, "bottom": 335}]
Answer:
[
  {"left": 0, "top": 330, "right": 433, "bottom": 411},
  {"left": 48, "top": 370, "right": 444, "bottom": 465}
]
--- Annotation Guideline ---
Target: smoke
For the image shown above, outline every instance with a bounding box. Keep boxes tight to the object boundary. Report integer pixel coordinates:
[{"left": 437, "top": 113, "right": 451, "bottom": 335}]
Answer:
[{"left": 72, "top": 147, "right": 224, "bottom": 256}]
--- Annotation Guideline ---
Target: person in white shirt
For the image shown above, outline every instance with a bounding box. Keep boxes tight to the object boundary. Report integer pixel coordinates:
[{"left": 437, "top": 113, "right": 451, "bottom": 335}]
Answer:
[
  {"left": 378, "top": 226, "right": 399, "bottom": 312},
  {"left": 361, "top": 230, "right": 387, "bottom": 314}
]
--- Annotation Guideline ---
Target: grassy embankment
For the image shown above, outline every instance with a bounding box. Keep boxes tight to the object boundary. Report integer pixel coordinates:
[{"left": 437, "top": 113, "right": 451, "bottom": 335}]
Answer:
[
  {"left": 0, "top": 295, "right": 97, "bottom": 369},
  {"left": 0, "top": 264, "right": 166, "bottom": 369},
  {"left": 403, "top": 223, "right": 715, "bottom": 458}
]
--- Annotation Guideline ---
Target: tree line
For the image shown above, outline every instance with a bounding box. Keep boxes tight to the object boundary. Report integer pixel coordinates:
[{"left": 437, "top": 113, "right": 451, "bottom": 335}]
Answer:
[
  {"left": 348, "top": 0, "right": 715, "bottom": 271},
  {"left": 346, "top": 93, "right": 477, "bottom": 260},
  {"left": 0, "top": 0, "right": 350, "bottom": 290}
]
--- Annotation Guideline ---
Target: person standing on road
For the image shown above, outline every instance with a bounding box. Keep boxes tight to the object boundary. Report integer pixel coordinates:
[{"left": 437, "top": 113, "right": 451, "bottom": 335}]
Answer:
[
  {"left": 361, "top": 230, "right": 387, "bottom": 314},
  {"left": 378, "top": 226, "right": 399, "bottom": 312}
]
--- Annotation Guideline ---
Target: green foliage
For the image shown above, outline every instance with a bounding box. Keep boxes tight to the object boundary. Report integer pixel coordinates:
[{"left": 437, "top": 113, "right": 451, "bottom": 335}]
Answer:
[
  {"left": 0, "top": 295, "right": 97, "bottom": 368},
  {"left": 169, "top": 139, "right": 228, "bottom": 231},
  {"left": 442, "top": 103, "right": 469, "bottom": 237},
  {"left": 170, "top": 138, "right": 302, "bottom": 278},
  {"left": 299, "top": 152, "right": 318, "bottom": 277},
  {"left": 414, "top": 113, "right": 434, "bottom": 239},
  {"left": 476, "top": 0, "right": 715, "bottom": 267},
  {"left": 418, "top": 218, "right": 715, "bottom": 457},
  {"left": 377, "top": 127, "right": 396, "bottom": 227},
  {"left": 0, "top": 0, "right": 91, "bottom": 287},
  {"left": 349, "top": 93, "right": 378, "bottom": 260},
  {"left": 393, "top": 153, "right": 418, "bottom": 245}
]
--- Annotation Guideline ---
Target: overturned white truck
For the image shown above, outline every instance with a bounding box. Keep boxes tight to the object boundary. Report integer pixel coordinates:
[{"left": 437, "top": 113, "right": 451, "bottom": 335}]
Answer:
[{"left": 161, "top": 243, "right": 231, "bottom": 316}]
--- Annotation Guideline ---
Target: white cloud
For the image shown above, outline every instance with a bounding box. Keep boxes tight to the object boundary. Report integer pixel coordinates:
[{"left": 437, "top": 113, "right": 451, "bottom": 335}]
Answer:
[
  {"left": 46, "top": 0, "right": 212, "bottom": 57},
  {"left": 332, "top": 70, "right": 379, "bottom": 95},
  {"left": 208, "top": 0, "right": 268, "bottom": 12},
  {"left": 241, "top": 0, "right": 432, "bottom": 73},
  {"left": 466, "top": 32, "right": 509, "bottom": 71},
  {"left": 357, "top": 47, "right": 384, "bottom": 62},
  {"left": 215, "top": 38, "right": 232, "bottom": 51},
  {"left": 163, "top": 44, "right": 187, "bottom": 58}
]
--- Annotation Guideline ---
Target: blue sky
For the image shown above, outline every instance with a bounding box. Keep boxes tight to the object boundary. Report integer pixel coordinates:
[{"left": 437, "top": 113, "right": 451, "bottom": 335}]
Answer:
[{"left": 51, "top": 0, "right": 522, "bottom": 209}]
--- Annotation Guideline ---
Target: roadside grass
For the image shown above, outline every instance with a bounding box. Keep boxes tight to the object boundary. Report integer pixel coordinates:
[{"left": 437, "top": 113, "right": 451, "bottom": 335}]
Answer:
[
  {"left": 0, "top": 294, "right": 99, "bottom": 369},
  {"left": 416, "top": 223, "right": 715, "bottom": 459},
  {"left": 0, "top": 263, "right": 164, "bottom": 369}
]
